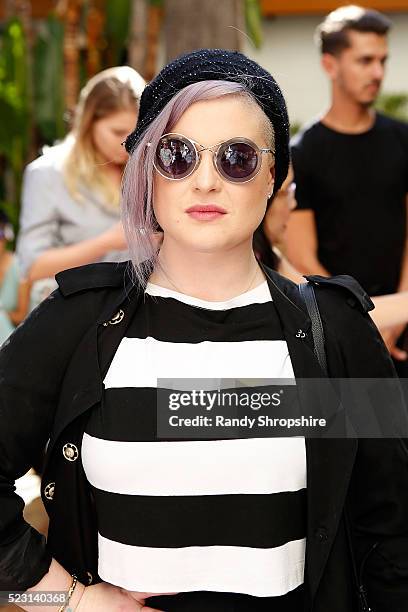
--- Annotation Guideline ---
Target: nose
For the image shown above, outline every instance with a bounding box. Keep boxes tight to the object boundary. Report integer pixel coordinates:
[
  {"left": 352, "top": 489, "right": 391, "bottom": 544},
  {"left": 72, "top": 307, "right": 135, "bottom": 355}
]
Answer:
[
  {"left": 372, "top": 61, "right": 385, "bottom": 82},
  {"left": 192, "top": 149, "right": 222, "bottom": 193}
]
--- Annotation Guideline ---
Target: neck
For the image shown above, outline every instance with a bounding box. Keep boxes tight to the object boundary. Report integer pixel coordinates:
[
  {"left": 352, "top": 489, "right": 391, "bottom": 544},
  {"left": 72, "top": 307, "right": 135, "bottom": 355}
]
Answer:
[
  {"left": 322, "top": 88, "right": 376, "bottom": 134},
  {"left": 149, "top": 238, "right": 265, "bottom": 301}
]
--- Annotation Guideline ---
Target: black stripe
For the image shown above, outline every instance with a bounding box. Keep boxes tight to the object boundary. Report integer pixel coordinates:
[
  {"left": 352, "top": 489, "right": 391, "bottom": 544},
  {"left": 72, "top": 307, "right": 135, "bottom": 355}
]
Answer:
[
  {"left": 125, "top": 297, "right": 284, "bottom": 343},
  {"left": 85, "top": 387, "right": 297, "bottom": 442},
  {"left": 145, "top": 585, "right": 305, "bottom": 611},
  {"left": 93, "top": 488, "right": 306, "bottom": 548}
]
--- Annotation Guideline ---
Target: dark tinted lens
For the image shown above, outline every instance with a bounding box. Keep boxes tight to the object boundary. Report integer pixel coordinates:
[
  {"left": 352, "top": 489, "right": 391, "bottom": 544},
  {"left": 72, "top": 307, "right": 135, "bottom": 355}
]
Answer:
[
  {"left": 218, "top": 142, "right": 258, "bottom": 181},
  {"left": 156, "top": 136, "right": 196, "bottom": 178}
]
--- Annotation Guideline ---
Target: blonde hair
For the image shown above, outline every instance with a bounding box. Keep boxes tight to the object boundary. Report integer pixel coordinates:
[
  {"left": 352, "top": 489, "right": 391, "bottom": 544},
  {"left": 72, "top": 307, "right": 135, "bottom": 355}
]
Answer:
[{"left": 63, "top": 66, "right": 145, "bottom": 209}]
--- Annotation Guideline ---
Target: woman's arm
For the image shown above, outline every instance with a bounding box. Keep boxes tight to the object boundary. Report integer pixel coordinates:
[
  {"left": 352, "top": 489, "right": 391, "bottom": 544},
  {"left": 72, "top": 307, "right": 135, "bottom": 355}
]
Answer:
[
  {"left": 0, "top": 288, "right": 99, "bottom": 592},
  {"left": 27, "top": 223, "right": 127, "bottom": 282},
  {"left": 17, "top": 159, "right": 127, "bottom": 283},
  {"left": 7, "top": 278, "right": 31, "bottom": 325}
]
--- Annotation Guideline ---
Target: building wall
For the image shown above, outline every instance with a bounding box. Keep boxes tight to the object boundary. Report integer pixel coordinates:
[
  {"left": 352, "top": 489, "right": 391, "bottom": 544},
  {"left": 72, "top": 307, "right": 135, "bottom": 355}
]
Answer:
[{"left": 243, "top": 12, "right": 408, "bottom": 127}]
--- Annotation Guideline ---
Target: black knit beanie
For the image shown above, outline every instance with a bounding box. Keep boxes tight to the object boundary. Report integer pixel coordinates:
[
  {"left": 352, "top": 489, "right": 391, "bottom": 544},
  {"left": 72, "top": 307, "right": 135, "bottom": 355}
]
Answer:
[{"left": 125, "top": 48, "right": 290, "bottom": 193}]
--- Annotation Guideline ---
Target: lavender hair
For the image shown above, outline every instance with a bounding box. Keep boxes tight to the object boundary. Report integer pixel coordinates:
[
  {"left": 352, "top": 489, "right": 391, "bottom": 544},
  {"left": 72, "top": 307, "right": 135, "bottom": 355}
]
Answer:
[{"left": 121, "top": 80, "right": 275, "bottom": 287}]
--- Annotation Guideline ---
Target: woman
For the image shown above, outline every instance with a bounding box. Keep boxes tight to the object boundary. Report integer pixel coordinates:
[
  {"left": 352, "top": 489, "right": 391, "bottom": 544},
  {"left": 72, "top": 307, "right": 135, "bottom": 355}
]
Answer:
[
  {"left": 1, "top": 50, "right": 407, "bottom": 612},
  {"left": 16, "top": 66, "right": 145, "bottom": 308},
  {"left": 259, "top": 170, "right": 408, "bottom": 335}
]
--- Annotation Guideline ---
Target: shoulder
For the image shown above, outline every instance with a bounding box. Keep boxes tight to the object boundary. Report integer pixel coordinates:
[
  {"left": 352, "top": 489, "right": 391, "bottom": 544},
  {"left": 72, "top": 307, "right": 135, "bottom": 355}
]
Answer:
[
  {"left": 55, "top": 260, "right": 133, "bottom": 297},
  {"left": 290, "top": 118, "right": 323, "bottom": 151},
  {"left": 304, "top": 274, "right": 374, "bottom": 314},
  {"left": 24, "top": 141, "right": 73, "bottom": 177},
  {"left": 375, "top": 112, "right": 408, "bottom": 140},
  {"left": 305, "top": 275, "right": 396, "bottom": 377},
  {"left": 1, "top": 262, "right": 135, "bottom": 367}
]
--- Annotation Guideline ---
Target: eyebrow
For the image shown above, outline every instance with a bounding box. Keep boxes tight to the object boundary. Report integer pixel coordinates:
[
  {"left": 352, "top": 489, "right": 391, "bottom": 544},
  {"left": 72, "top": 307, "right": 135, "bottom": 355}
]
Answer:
[{"left": 358, "top": 53, "right": 388, "bottom": 62}]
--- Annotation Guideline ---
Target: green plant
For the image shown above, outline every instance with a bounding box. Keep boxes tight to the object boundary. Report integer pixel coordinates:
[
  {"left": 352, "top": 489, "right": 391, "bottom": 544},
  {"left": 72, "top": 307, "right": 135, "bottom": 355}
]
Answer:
[
  {"left": 33, "top": 15, "right": 65, "bottom": 144},
  {"left": 0, "top": 17, "right": 31, "bottom": 234},
  {"left": 376, "top": 92, "right": 408, "bottom": 122}
]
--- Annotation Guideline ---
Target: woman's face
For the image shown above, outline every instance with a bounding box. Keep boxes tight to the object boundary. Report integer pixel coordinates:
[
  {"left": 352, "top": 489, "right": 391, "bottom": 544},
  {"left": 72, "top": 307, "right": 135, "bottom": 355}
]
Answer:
[
  {"left": 92, "top": 109, "right": 138, "bottom": 165},
  {"left": 263, "top": 169, "right": 296, "bottom": 246},
  {"left": 153, "top": 96, "right": 275, "bottom": 256}
]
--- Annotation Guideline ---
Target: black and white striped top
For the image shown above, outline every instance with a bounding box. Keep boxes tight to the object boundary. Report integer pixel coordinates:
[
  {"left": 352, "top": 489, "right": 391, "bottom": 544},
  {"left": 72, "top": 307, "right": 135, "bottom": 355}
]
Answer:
[{"left": 82, "top": 280, "right": 306, "bottom": 609}]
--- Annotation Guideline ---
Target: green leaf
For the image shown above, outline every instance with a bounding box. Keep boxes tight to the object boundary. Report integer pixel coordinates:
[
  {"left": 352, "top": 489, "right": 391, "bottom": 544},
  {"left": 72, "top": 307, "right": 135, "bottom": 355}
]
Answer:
[
  {"left": 245, "top": 0, "right": 263, "bottom": 49},
  {"left": 376, "top": 91, "right": 408, "bottom": 122}
]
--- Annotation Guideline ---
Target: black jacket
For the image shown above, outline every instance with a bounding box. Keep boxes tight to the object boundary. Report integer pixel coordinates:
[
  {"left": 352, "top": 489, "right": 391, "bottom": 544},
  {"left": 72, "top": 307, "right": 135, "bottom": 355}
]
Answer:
[{"left": 0, "top": 261, "right": 408, "bottom": 611}]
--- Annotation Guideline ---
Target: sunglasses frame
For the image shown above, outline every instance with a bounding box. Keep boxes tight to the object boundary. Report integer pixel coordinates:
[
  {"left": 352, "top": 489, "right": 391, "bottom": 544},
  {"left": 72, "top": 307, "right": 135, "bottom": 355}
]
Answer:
[{"left": 149, "top": 133, "right": 275, "bottom": 184}]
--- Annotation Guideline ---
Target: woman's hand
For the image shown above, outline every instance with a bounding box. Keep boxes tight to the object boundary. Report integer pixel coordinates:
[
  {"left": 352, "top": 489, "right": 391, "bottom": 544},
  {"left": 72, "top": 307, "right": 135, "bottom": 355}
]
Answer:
[{"left": 74, "top": 583, "right": 165, "bottom": 611}]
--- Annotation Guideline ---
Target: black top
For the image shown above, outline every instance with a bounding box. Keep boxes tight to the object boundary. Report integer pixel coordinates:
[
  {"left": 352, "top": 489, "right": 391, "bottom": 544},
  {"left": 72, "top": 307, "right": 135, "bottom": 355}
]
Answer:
[
  {"left": 291, "top": 113, "right": 408, "bottom": 296},
  {"left": 82, "top": 281, "right": 305, "bottom": 611}
]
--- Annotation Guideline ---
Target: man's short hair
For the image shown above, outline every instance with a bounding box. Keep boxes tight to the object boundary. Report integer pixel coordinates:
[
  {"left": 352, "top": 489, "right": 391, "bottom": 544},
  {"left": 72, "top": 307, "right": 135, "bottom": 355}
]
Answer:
[{"left": 315, "top": 5, "right": 392, "bottom": 55}]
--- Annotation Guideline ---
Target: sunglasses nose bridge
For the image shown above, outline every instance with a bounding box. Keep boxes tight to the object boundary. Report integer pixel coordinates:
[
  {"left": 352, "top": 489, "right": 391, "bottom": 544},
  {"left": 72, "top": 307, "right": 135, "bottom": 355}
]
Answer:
[
  {"left": 195, "top": 143, "right": 222, "bottom": 174},
  {"left": 191, "top": 147, "right": 223, "bottom": 187}
]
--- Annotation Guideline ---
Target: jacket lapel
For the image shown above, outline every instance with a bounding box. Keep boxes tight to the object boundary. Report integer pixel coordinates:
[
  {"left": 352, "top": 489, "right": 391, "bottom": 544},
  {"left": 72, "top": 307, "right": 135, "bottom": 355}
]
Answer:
[
  {"left": 263, "top": 268, "right": 358, "bottom": 601},
  {"left": 47, "top": 281, "right": 142, "bottom": 458}
]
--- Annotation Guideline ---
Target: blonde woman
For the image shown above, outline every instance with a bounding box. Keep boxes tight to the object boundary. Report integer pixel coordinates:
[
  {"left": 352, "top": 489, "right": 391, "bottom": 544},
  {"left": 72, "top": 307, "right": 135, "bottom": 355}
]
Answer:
[{"left": 17, "top": 66, "right": 145, "bottom": 306}]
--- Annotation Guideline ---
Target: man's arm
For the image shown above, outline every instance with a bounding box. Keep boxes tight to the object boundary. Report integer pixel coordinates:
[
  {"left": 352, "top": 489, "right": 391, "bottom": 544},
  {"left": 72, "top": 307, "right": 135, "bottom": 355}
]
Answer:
[
  {"left": 285, "top": 209, "right": 331, "bottom": 276},
  {"left": 380, "top": 195, "right": 408, "bottom": 361},
  {"left": 396, "top": 195, "right": 408, "bottom": 292}
]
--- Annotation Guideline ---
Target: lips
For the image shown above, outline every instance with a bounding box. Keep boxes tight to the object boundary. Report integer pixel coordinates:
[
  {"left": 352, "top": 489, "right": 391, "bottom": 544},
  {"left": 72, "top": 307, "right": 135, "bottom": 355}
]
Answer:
[
  {"left": 185, "top": 204, "right": 227, "bottom": 222},
  {"left": 186, "top": 205, "right": 227, "bottom": 214}
]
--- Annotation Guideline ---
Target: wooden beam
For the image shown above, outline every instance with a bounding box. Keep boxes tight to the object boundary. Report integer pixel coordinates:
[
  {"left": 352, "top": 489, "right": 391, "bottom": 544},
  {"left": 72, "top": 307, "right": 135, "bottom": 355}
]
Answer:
[
  {"left": 0, "top": 0, "right": 54, "bottom": 21},
  {"left": 261, "top": 0, "right": 408, "bottom": 15}
]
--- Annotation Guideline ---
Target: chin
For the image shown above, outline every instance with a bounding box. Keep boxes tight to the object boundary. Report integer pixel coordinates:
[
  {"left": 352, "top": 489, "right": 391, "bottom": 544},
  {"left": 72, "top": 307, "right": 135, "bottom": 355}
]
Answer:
[{"left": 357, "top": 96, "right": 376, "bottom": 108}]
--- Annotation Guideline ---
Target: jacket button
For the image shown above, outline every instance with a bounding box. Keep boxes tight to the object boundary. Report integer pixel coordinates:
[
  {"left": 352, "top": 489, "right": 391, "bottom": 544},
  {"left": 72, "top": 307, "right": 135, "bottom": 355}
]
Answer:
[
  {"left": 44, "top": 482, "right": 55, "bottom": 500},
  {"left": 103, "top": 309, "right": 125, "bottom": 326},
  {"left": 86, "top": 571, "right": 93, "bottom": 585},
  {"left": 63, "top": 443, "right": 79, "bottom": 461},
  {"left": 314, "top": 527, "right": 328, "bottom": 542}
]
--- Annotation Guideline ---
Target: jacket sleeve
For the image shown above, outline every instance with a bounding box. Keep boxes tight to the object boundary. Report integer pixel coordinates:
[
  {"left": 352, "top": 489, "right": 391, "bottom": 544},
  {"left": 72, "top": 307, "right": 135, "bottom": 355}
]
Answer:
[
  {"left": 0, "top": 287, "right": 99, "bottom": 590},
  {"left": 315, "top": 282, "right": 408, "bottom": 611}
]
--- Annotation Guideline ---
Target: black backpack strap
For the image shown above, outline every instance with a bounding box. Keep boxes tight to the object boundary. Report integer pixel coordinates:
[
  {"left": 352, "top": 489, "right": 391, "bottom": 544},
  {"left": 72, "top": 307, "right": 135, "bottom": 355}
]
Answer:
[
  {"left": 298, "top": 282, "right": 328, "bottom": 375},
  {"left": 298, "top": 281, "right": 371, "bottom": 612}
]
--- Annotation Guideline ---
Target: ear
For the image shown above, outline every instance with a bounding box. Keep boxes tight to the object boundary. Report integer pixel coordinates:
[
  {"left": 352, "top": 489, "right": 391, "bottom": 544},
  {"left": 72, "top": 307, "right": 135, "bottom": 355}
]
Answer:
[
  {"left": 267, "top": 164, "right": 275, "bottom": 198},
  {"left": 321, "top": 53, "right": 339, "bottom": 80}
]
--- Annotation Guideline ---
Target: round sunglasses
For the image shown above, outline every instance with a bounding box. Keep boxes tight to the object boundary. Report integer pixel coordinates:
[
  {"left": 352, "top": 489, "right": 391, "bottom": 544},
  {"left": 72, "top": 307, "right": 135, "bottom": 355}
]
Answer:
[{"left": 148, "top": 133, "right": 274, "bottom": 184}]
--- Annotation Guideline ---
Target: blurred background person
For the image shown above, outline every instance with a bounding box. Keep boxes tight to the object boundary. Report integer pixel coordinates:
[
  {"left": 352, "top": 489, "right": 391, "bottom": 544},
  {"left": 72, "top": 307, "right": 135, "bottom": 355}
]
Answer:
[
  {"left": 0, "top": 210, "right": 31, "bottom": 344},
  {"left": 256, "top": 173, "right": 408, "bottom": 336},
  {"left": 285, "top": 5, "right": 408, "bottom": 367},
  {"left": 17, "top": 65, "right": 145, "bottom": 309}
]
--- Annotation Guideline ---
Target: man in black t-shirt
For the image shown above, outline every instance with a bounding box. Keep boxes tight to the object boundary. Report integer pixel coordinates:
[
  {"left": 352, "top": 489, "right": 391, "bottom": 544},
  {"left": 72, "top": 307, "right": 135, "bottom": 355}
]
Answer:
[{"left": 287, "top": 5, "right": 408, "bottom": 363}]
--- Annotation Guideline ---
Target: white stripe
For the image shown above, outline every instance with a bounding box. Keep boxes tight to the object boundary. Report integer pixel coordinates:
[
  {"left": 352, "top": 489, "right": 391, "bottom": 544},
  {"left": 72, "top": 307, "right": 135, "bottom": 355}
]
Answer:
[
  {"left": 104, "top": 338, "right": 295, "bottom": 388},
  {"left": 98, "top": 533, "right": 305, "bottom": 597},
  {"left": 81, "top": 435, "right": 306, "bottom": 495},
  {"left": 145, "top": 280, "right": 272, "bottom": 309}
]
